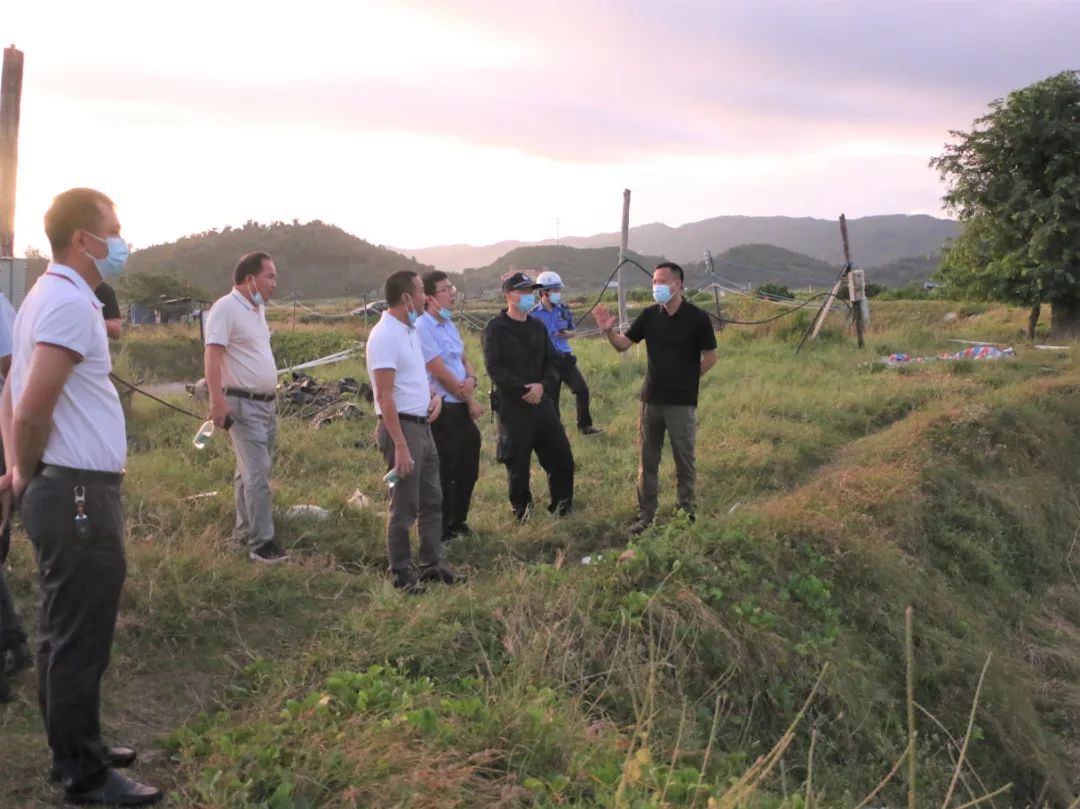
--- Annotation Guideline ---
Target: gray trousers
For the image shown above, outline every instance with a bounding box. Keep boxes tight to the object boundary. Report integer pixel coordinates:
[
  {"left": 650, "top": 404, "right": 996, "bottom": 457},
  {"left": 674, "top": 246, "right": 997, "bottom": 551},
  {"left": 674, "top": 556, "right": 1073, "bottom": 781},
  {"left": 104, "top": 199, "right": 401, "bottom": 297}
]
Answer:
[
  {"left": 637, "top": 403, "right": 698, "bottom": 520},
  {"left": 376, "top": 419, "right": 444, "bottom": 573},
  {"left": 228, "top": 396, "right": 277, "bottom": 549}
]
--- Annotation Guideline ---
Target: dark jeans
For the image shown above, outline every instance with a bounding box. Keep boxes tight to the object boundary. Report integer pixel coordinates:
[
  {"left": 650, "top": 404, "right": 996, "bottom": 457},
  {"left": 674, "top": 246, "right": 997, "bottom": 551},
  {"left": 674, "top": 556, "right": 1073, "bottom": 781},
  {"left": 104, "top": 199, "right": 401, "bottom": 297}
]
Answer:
[
  {"left": 637, "top": 403, "right": 697, "bottom": 520},
  {"left": 0, "top": 452, "right": 27, "bottom": 655},
  {"left": 429, "top": 401, "right": 481, "bottom": 537},
  {"left": 376, "top": 419, "right": 444, "bottom": 573},
  {"left": 22, "top": 474, "right": 126, "bottom": 792},
  {"left": 547, "top": 354, "right": 594, "bottom": 430},
  {"left": 497, "top": 397, "right": 575, "bottom": 517}
]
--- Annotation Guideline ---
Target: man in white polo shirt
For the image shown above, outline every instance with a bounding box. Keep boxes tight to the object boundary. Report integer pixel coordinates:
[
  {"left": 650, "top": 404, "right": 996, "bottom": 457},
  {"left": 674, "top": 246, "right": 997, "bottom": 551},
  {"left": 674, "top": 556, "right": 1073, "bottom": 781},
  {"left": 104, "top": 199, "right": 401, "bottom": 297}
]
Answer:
[
  {"left": 366, "top": 270, "right": 464, "bottom": 593},
  {"left": 204, "top": 251, "right": 285, "bottom": 563},
  {"left": 0, "top": 188, "right": 161, "bottom": 805}
]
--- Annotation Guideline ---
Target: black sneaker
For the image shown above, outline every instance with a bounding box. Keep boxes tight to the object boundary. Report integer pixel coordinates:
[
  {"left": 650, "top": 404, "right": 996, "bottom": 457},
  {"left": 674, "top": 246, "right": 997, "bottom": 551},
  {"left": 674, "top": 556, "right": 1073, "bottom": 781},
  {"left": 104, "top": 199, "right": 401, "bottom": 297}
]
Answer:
[
  {"left": 580, "top": 426, "right": 603, "bottom": 435},
  {"left": 0, "top": 675, "right": 10, "bottom": 704},
  {"left": 392, "top": 569, "right": 426, "bottom": 595},
  {"left": 419, "top": 565, "right": 466, "bottom": 585},
  {"left": 2, "top": 640, "right": 32, "bottom": 675},
  {"left": 628, "top": 516, "right": 654, "bottom": 536},
  {"left": 249, "top": 542, "right": 289, "bottom": 564},
  {"left": 444, "top": 523, "right": 471, "bottom": 542},
  {"left": 548, "top": 499, "right": 573, "bottom": 517},
  {"left": 513, "top": 503, "right": 533, "bottom": 524}
]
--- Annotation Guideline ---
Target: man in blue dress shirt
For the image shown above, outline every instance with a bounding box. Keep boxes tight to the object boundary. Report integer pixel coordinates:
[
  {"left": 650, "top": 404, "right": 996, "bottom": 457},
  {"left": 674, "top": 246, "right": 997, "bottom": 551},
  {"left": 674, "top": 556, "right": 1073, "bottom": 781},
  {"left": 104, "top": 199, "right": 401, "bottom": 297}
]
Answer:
[
  {"left": 529, "top": 271, "right": 602, "bottom": 435},
  {"left": 416, "top": 271, "right": 483, "bottom": 542}
]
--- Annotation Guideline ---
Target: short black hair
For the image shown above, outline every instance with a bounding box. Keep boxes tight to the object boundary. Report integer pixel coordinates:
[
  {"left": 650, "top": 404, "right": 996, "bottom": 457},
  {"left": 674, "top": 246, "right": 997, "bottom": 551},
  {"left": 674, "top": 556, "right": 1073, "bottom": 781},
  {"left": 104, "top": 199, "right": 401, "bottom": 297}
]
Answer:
[
  {"left": 385, "top": 270, "right": 418, "bottom": 306},
  {"left": 422, "top": 270, "right": 449, "bottom": 295},
  {"left": 655, "top": 261, "right": 684, "bottom": 282},
  {"left": 234, "top": 251, "right": 272, "bottom": 285},
  {"left": 44, "top": 188, "right": 115, "bottom": 253}
]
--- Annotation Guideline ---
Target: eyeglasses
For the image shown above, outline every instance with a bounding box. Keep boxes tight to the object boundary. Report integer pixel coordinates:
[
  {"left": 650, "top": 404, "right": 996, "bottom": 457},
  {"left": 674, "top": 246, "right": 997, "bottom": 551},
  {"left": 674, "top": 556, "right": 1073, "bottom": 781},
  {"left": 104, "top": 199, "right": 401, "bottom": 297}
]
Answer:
[{"left": 434, "top": 285, "right": 456, "bottom": 295}]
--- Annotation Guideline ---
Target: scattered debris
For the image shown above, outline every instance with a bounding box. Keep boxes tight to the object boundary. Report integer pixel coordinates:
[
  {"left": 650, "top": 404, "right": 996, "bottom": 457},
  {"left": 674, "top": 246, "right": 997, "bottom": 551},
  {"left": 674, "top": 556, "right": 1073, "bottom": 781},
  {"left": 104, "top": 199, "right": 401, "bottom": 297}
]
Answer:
[
  {"left": 183, "top": 490, "right": 219, "bottom": 501},
  {"left": 883, "top": 345, "right": 1015, "bottom": 366},
  {"left": 186, "top": 378, "right": 209, "bottom": 401},
  {"left": 285, "top": 504, "right": 331, "bottom": 520},
  {"left": 187, "top": 372, "right": 373, "bottom": 426},
  {"left": 944, "top": 312, "right": 960, "bottom": 322},
  {"left": 346, "top": 490, "right": 372, "bottom": 511},
  {"left": 278, "top": 373, "right": 372, "bottom": 424},
  {"left": 617, "top": 548, "right": 637, "bottom": 564},
  {"left": 1035, "top": 344, "right": 1070, "bottom": 350}
]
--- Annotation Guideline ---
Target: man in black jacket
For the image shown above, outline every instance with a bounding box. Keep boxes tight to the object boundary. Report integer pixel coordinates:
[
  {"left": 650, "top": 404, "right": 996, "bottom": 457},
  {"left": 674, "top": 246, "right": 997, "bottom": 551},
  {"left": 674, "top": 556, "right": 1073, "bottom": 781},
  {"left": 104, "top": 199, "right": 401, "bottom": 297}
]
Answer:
[{"left": 482, "top": 272, "right": 574, "bottom": 522}]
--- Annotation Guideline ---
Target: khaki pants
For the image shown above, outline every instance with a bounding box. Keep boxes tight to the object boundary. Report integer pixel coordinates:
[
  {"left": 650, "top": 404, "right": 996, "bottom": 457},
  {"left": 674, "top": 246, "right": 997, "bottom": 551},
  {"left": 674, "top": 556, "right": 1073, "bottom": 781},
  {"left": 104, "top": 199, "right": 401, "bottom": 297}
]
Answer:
[
  {"left": 637, "top": 403, "right": 697, "bottom": 520},
  {"left": 376, "top": 419, "right": 444, "bottom": 573}
]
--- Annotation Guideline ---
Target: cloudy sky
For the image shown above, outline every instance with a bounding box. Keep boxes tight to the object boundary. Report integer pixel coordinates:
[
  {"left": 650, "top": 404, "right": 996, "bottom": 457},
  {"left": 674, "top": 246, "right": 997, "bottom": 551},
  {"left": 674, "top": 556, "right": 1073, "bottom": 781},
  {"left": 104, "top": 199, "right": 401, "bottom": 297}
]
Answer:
[{"left": 5, "top": 0, "right": 1077, "bottom": 254}]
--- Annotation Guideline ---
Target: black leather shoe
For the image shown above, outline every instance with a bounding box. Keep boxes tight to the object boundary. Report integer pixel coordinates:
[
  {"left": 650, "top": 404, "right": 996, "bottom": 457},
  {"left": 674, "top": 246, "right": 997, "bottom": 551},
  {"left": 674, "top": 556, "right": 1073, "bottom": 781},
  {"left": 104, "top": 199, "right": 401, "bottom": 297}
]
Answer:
[
  {"left": 419, "top": 565, "right": 466, "bottom": 585},
  {"left": 65, "top": 770, "right": 162, "bottom": 806},
  {"left": 50, "top": 747, "right": 138, "bottom": 783},
  {"left": 0, "top": 674, "right": 11, "bottom": 704},
  {"left": 579, "top": 426, "right": 603, "bottom": 435}
]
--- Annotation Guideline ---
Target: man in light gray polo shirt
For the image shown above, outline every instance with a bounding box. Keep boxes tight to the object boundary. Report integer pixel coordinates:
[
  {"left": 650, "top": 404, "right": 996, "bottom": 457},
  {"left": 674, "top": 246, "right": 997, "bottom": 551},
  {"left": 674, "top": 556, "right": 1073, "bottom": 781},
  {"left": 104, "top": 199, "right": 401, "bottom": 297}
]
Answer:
[
  {"left": 366, "top": 270, "right": 464, "bottom": 593},
  {"left": 204, "top": 251, "right": 286, "bottom": 564}
]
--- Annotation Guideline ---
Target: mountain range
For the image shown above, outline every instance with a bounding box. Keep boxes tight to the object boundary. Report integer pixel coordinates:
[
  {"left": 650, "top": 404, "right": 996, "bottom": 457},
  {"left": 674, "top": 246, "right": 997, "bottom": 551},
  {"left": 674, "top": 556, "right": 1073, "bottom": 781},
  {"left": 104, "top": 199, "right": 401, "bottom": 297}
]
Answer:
[
  {"left": 117, "top": 213, "right": 955, "bottom": 301},
  {"left": 399, "top": 214, "right": 958, "bottom": 272}
]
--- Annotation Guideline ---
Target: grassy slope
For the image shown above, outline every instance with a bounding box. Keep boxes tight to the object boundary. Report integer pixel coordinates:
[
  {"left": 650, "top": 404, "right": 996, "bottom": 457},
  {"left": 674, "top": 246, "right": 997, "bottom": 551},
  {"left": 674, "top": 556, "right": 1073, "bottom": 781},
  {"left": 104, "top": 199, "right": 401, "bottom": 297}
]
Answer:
[{"left": 2, "top": 301, "right": 1079, "bottom": 808}]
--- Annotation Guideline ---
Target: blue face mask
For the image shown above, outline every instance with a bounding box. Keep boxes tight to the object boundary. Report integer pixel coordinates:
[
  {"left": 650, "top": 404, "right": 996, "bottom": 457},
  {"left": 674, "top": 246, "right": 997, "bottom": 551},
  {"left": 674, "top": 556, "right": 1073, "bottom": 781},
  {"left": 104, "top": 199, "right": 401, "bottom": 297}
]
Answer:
[
  {"left": 438, "top": 306, "right": 453, "bottom": 320},
  {"left": 653, "top": 284, "right": 673, "bottom": 304},
  {"left": 84, "top": 233, "right": 129, "bottom": 277},
  {"left": 515, "top": 293, "right": 536, "bottom": 312},
  {"left": 549, "top": 292, "right": 562, "bottom": 305},
  {"left": 247, "top": 282, "right": 265, "bottom": 307},
  {"left": 407, "top": 309, "right": 419, "bottom": 325}
]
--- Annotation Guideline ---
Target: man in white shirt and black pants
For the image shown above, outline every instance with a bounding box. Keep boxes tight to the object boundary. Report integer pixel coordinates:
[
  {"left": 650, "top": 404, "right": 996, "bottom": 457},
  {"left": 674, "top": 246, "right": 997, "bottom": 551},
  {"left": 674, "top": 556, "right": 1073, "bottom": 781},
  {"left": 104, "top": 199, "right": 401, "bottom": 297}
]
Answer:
[
  {"left": 0, "top": 189, "right": 161, "bottom": 805},
  {"left": 0, "top": 288, "right": 31, "bottom": 704},
  {"left": 204, "top": 252, "right": 286, "bottom": 564},
  {"left": 366, "top": 271, "right": 464, "bottom": 593}
]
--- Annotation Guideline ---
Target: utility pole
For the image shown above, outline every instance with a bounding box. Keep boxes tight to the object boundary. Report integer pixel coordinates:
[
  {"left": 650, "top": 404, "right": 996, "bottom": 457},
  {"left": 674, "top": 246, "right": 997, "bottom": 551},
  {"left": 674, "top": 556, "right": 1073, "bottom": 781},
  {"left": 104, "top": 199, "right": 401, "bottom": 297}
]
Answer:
[
  {"left": 556, "top": 217, "right": 560, "bottom": 245},
  {"left": 705, "top": 249, "right": 722, "bottom": 326},
  {"left": 617, "top": 189, "right": 630, "bottom": 332},
  {"left": 0, "top": 45, "right": 25, "bottom": 258}
]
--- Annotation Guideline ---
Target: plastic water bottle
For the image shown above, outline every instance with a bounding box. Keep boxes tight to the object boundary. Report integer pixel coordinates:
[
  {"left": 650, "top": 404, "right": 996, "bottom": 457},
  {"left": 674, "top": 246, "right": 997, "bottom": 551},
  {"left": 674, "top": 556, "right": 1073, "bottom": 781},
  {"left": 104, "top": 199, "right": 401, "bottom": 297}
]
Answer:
[
  {"left": 193, "top": 420, "right": 215, "bottom": 450},
  {"left": 382, "top": 469, "right": 399, "bottom": 489}
]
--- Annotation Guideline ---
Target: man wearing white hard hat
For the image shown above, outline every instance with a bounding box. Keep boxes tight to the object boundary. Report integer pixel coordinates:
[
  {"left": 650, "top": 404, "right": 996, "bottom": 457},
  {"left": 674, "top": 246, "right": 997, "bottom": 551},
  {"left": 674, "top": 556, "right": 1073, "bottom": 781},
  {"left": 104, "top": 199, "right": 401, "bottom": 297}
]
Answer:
[{"left": 529, "top": 270, "right": 602, "bottom": 435}]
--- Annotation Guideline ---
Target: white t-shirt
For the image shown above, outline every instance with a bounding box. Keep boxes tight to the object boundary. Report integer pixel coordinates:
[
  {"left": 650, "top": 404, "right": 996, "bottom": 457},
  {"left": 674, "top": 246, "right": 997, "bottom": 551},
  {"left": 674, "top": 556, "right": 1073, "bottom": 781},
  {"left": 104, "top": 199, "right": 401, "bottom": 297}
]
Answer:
[
  {"left": 366, "top": 311, "right": 430, "bottom": 418},
  {"left": 204, "top": 290, "right": 278, "bottom": 394},
  {"left": 9, "top": 263, "right": 126, "bottom": 472},
  {"left": 0, "top": 292, "right": 16, "bottom": 388}
]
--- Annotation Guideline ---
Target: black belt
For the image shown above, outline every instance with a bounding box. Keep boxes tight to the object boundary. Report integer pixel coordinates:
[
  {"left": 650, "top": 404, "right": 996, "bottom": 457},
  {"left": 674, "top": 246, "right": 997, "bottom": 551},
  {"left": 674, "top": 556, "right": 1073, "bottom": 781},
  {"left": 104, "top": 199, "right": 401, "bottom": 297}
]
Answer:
[
  {"left": 440, "top": 399, "right": 468, "bottom": 407},
  {"left": 224, "top": 388, "right": 275, "bottom": 402},
  {"left": 37, "top": 464, "right": 124, "bottom": 486},
  {"left": 379, "top": 413, "right": 428, "bottom": 425}
]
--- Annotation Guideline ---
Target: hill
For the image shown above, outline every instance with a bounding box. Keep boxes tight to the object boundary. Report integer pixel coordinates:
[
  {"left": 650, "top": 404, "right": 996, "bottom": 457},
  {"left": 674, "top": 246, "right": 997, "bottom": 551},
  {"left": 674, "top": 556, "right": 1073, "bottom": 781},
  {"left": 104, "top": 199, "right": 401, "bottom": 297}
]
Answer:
[
  {"left": 126, "top": 221, "right": 432, "bottom": 299},
  {"left": 402, "top": 213, "right": 960, "bottom": 272},
  {"left": 461, "top": 245, "right": 666, "bottom": 295},
  {"left": 685, "top": 243, "right": 839, "bottom": 289}
]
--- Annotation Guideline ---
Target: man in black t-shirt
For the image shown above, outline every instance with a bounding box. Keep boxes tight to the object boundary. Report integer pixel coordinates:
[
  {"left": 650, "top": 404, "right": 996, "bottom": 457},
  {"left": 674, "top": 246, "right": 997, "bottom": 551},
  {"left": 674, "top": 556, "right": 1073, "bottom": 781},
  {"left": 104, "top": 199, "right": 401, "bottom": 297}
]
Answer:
[
  {"left": 95, "top": 282, "right": 122, "bottom": 340},
  {"left": 593, "top": 262, "right": 717, "bottom": 533}
]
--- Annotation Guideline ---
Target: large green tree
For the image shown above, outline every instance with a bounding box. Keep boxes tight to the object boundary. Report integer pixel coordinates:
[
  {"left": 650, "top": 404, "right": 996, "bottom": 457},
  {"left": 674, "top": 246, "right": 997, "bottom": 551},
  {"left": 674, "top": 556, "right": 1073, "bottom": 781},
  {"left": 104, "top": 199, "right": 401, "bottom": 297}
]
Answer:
[{"left": 931, "top": 70, "right": 1080, "bottom": 337}]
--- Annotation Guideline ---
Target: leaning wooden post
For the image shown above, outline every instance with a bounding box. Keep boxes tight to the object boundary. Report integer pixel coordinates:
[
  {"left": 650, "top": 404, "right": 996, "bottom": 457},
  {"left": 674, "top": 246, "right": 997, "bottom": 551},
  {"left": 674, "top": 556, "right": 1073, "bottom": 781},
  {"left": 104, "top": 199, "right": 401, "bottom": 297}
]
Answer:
[
  {"left": 0, "top": 45, "right": 25, "bottom": 259},
  {"left": 291, "top": 292, "right": 297, "bottom": 332},
  {"left": 838, "top": 215, "right": 866, "bottom": 348},
  {"left": 809, "top": 213, "right": 853, "bottom": 341},
  {"left": 617, "top": 189, "right": 631, "bottom": 332}
]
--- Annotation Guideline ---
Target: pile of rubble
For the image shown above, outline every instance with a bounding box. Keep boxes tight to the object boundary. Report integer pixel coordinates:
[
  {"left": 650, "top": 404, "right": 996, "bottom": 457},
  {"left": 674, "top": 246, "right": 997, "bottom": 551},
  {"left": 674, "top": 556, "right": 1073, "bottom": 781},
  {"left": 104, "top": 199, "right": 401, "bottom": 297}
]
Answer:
[{"left": 187, "top": 372, "right": 373, "bottom": 428}]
